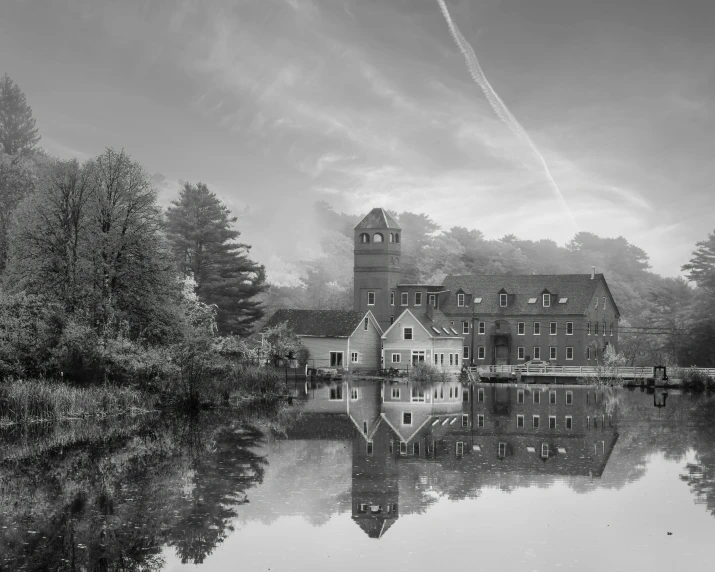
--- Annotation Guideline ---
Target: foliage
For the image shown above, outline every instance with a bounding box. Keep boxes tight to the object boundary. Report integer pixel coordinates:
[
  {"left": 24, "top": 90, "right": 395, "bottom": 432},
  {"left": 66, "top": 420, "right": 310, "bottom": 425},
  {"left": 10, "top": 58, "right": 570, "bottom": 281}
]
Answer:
[
  {"left": 165, "top": 182, "right": 267, "bottom": 335},
  {"left": 0, "top": 74, "right": 41, "bottom": 156},
  {"left": 408, "top": 362, "right": 450, "bottom": 384},
  {"left": 579, "top": 344, "right": 628, "bottom": 386},
  {"left": 261, "top": 322, "right": 305, "bottom": 361},
  {"left": 678, "top": 367, "right": 715, "bottom": 391},
  {"left": 0, "top": 379, "right": 146, "bottom": 425},
  {"left": 0, "top": 152, "right": 38, "bottom": 270}
]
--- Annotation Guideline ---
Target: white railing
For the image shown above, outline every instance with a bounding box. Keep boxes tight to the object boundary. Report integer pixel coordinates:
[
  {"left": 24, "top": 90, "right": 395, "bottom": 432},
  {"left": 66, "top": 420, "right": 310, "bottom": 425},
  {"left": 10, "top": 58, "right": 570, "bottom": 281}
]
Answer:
[{"left": 472, "top": 365, "right": 715, "bottom": 378}]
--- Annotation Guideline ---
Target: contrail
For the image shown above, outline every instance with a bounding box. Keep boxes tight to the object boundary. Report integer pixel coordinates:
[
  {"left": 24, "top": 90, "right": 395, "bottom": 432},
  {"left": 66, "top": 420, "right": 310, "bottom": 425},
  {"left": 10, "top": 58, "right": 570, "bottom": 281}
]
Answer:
[{"left": 436, "top": 0, "right": 579, "bottom": 231}]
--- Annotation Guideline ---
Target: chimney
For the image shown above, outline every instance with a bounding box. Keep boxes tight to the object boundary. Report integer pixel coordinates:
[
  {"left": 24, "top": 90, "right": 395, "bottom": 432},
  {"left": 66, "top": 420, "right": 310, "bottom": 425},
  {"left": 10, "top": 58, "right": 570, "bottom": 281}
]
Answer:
[{"left": 591, "top": 266, "right": 595, "bottom": 279}]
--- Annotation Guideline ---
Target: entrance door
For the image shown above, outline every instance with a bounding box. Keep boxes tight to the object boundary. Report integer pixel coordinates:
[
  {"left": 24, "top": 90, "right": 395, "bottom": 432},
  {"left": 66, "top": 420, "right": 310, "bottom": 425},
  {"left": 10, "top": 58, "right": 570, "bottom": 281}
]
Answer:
[{"left": 495, "top": 345, "right": 509, "bottom": 365}]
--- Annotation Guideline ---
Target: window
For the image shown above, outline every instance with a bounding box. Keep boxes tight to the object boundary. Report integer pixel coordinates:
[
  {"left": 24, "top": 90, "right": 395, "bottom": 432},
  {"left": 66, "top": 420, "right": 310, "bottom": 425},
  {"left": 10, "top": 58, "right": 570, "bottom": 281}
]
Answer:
[
  {"left": 351, "top": 388, "right": 359, "bottom": 400},
  {"left": 462, "top": 321, "right": 469, "bottom": 334},
  {"left": 411, "top": 350, "right": 425, "bottom": 365},
  {"left": 543, "top": 293, "right": 550, "bottom": 307},
  {"left": 401, "top": 292, "right": 408, "bottom": 306},
  {"left": 363, "top": 421, "right": 368, "bottom": 435},
  {"left": 364, "top": 317, "right": 369, "bottom": 331},
  {"left": 517, "top": 414, "right": 524, "bottom": 428},
  {"left": 389, "top": 232, "right": 394, "bottom": 243},
  {"left": 457, "top": 293, "right": 465, "bottom": 307},
  {"left": 533, "top": 415, "right": 540, "bottom": 429},
  {"left": 373, "top": 233, "right": 384, "bottom": 243},
  {"left": 477, "top": 388, "right": 484, "bottom": 403},
  {"left": 518, "top": 322, "right": 525, "bottom": 335},
  {"left": 595, "top": 297, "right": 599, "bottom": 309},
  {"left": 549, "top": 416, "right": 556, "bottom": 429},
  {"left": 402, "top": 412, "right": 412, "bottom": 425},
  {"left": 534, "top": 322, "right": 541, "bottom": 335},
  {"left": 550, "top": 347, "right": 557, "bottom": 360},
  {"left": 403, "top": 327, "right": 413, "bottom": 340},
  {"left": 533, "top": 391, "right": 540, "bottom": 404},
  {"left": 462, "top": 414, "right": 469, "bottom": 427},
  {"left": 500, "top": 293, "right": 508, "bottom": 307},
  {"left": 550, "top": 322, "right": 557, "bottom": 335},
  {"left": 587, "top": 321, "right": 591, "bottom": 335},
  {"left": 602, "top": 322, "right": 606, "bottom": 336},
  {"left": 400, "top": 441, "right": 407, "bottom": 455},
  {"left": 448, "top": 354, "right": 454, "bottom": 366},
  {"left": 413, "top": 442, "right": 420, "bottom": 456},
  {"left": 351, "top": 352, "right": 359, "bottom": 363},
  {"left": 566, "top": 416, "right": 573, "bottom": 430},
  {"left": 586, "top": 347, "right": 591, "bottom": 360},
  {"left": 394, "top": 233, "right": 400, "bottom": 243},
  {"left": 329, "top": 385, "right": 343, "bottom": 400},
  {"left": 533, "top": 346, "right": 541, "bottom": 360},
  {"left": 477, "top": 346, "right": 486, "bottom": 360},
  {"left": 412, "top": 386, "right": 426, "bottom": 402},
  {"left": 478, "top": 321, "right": 485, "bottom": 334},
  {"left": 367, "top": 441, "right": 373, "bottom": 455},
  {"left": 566, "top": 391, "right": 573, "bottom": 405},
  {"left": 566, "top": 347, "right": 574, "bottom": 360},
  {"left": 549, "top": 391, "right": 556, "bottom": 404},
  {"left": 415, "top": 292, "right": 422, "bottom": 306},
  {"left": 390, "top": 291, "right": 395, "bottom": 306},
  {"left": 541, "top": 443, "right": 549, "bottom": 459},
  {"left": 518, "top": 347, "right": 525, "bottom": 360},
  {"left": 517, "top": 389, "right": 524, "bottom": 404},
  {"left": 390, "top": 315, "right": 394, "bottom": 324},
  {"left": 477, "top": 414, "right": 484, "bottom": 428},
  {"left": 391, "top": 387, "right": 400, "bottom": 399},
  {"left": 359, "top": 233, "right": 370, "bottom": 243},
  {"left": 391, "top": 353, "right": 401, "bottom": 363},
  {"left": 566, "top": 322, "right": 573, "bottom": 335},
  {"left": 603, "top": 296, "right": 606, "bottom": 310},
  {"left": 428, "top": 294, "right": 436, "bottom": 307},
  {"left": 595, "top": 322, "right": 599, "bottom": 335},
  {"left": 463, "top": 388, "right": 469, "bottom": 402},
  {"left": 330, "top": 352, "right": 343, "bottom": 367},
  {"left": 610, "top": 323, "right": 614, "bottom": 336},
  {"left": 498, "top": 442, "right": 507, "bottom": 458},
  {"left": 367, "top": 291, "right": 375, "bottom": 306},
  {"left": 463, "top": 345, "right": 469, "bottom": 359},
  {"left": 456, "top": 441, "right": 464, "bottom": 457}
]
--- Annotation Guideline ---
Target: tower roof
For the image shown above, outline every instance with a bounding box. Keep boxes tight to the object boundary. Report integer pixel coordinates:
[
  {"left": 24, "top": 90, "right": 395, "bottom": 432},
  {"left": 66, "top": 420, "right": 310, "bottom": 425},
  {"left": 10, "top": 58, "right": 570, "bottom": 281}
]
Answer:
[{"left": 354, "top": 208, "right": 400, "bottom": 230}]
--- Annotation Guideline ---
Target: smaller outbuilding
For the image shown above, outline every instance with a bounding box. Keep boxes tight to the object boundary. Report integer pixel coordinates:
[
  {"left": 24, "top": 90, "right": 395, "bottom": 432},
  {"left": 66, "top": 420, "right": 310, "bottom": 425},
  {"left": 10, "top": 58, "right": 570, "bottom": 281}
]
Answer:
[{"left": 263, "top": 309, "right": 383, "bottom": 372}]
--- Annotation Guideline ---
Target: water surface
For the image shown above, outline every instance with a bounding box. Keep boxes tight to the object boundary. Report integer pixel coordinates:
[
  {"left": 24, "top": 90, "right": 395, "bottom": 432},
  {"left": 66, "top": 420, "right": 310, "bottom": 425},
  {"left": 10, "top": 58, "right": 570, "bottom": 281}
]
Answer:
[{"left": 2, "top": 383, "right": 714, "bottom": 571}]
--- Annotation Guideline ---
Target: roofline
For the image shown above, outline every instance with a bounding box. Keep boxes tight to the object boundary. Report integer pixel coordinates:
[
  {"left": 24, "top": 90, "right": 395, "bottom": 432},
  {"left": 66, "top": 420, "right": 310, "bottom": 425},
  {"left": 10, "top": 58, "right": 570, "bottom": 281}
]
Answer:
[
  {"left": 297, "top": 334, "right": 350, "bottom": 338},
  {"left": 348, "top": 310, "right": 384, "bottom": 339},
  {"left": 397, "top": 284, "right": 445, "bottom": 288},
  {"left": 353, "top": 207, "right": 400, "bottom": 230},
  {"left": 380, "top": 308, "right": 434, "bottom": 339}
]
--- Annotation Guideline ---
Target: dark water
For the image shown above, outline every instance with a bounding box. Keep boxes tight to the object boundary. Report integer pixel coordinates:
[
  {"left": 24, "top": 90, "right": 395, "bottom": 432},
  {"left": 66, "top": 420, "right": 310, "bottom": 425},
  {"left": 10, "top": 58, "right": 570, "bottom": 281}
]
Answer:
[{"left": 2, "top": 382, "right": 715, "bottom": 571}]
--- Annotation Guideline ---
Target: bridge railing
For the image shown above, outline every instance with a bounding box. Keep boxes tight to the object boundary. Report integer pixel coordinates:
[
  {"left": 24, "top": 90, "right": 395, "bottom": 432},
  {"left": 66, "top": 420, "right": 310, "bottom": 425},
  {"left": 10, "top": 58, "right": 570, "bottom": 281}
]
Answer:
[{"left": 471, "top": 365, "right": 715, "bottom": 378}]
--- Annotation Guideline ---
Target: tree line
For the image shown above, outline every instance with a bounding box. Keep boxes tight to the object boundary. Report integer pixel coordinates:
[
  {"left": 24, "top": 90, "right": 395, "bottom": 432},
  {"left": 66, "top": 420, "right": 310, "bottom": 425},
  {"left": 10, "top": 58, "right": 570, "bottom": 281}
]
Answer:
[
  {"left": 261, "top": 201, "right": 715, "bottom": 367},
  {"left": 0, "top": 74, "right": 267, "bottom": 382}
]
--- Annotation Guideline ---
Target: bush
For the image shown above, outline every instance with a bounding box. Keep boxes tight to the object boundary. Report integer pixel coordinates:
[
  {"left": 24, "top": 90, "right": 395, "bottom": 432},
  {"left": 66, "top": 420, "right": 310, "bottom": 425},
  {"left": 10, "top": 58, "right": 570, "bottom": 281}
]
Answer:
[
  {"left": 408, "top": 362, "right": 450, "bottom": 384},
  {"left": 681, "top": 367, "right": 715, "bottom": 391}
]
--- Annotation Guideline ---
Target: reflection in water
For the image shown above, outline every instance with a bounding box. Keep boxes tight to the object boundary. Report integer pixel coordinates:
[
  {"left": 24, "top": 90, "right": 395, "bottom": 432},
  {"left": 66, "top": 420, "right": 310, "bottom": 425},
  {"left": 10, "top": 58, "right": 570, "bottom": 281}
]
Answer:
[{"left": 1, "top": 383, "right": 715, "bottom": 570}]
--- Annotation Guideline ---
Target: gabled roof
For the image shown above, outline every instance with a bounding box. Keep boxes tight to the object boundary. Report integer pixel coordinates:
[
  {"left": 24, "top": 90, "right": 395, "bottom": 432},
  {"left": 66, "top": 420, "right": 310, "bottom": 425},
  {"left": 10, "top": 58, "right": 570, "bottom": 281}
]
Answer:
[
  {"left": 264, "top": 309, "right": 370, "bottom": 338},
  {"left": 354, "top": 208, "right": 400, "bottom": 230},
  {"left": 381, "top": 309, "right": 463, "bottom": 339},
  {"left": 442, "top": 274, "right": 620, "bottom": 316},
  {"left": 352, "top": 515, "right": 397, "bottom": 539}
]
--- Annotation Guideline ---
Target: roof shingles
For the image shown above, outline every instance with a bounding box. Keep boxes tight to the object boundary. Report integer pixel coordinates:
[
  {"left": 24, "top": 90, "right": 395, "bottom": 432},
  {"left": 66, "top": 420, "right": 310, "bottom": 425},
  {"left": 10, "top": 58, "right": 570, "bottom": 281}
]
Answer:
[
  {"left": 354, "top": 208, "right": 400, "bottom": 230},
  {"left": 264, "top": 309, "right": 367, "bottom": 337}
]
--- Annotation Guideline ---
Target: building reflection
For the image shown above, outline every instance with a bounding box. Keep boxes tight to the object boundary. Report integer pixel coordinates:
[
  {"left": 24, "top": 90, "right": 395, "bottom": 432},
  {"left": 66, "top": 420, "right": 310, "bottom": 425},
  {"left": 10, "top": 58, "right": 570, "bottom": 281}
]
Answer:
[{"left": 281, "top": 380, "right": 619, "bottom": 539}]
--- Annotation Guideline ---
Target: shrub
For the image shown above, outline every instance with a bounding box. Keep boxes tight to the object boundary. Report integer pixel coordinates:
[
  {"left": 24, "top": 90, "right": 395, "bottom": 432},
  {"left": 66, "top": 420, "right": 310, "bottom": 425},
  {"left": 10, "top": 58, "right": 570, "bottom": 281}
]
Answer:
[
  {"left": 408, "top": 362, "right": 450, "bottom": 384},
  {"left": 681, "top": 367, "right": 715, "bottom": 391}
]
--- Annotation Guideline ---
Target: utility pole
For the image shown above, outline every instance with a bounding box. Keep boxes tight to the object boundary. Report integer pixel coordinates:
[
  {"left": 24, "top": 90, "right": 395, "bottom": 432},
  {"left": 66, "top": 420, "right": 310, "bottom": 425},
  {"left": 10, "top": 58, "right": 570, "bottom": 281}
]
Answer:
[{"left": 471, "top": 298, "right": 478, "bottom": 367}]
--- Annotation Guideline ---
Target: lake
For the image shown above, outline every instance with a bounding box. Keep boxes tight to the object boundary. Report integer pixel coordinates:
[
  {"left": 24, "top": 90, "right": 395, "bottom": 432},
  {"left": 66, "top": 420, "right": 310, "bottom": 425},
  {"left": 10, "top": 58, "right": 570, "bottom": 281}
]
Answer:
[{"left": 2, "top": 382, "right": 714, "bottom": 571}]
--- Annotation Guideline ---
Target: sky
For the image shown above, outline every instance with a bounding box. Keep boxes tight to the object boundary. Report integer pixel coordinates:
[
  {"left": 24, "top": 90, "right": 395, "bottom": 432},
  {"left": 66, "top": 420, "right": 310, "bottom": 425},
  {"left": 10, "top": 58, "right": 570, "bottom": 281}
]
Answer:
[{"left": 1, "top": 0, "right": 713, "bottom": 281}]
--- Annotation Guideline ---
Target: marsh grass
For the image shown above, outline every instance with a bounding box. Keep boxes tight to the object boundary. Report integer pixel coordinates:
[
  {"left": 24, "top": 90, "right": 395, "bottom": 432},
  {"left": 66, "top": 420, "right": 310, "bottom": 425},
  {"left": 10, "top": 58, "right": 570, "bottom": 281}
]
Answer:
[{"left": 0, "top": 379, "right": 150, "bottom": 425}]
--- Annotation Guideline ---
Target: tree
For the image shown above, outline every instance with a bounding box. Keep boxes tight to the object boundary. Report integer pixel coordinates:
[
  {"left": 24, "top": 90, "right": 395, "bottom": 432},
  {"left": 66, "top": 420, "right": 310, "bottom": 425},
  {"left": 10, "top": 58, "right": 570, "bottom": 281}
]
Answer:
[
  {"left": 0, "top": 153, "right": 37, "bottom": 271},
  {"left": 682, "top": 230, "right": 715, "bottom": 293},
  {"left": 0, "top": 74, "right": 41, "bottom": 156},
  {"left": 166, "top": 182, "right": 267, "bottom": 336}
]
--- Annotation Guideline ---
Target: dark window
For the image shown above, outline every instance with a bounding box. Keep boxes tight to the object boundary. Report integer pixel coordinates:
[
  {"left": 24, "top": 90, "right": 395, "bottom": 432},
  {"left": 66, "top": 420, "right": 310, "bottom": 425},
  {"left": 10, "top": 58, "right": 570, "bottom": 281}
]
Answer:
[
  {"left": 404, "top": 327, "right": 413, "bottom": 340},
  {"left": 403, "top": 412, "right": 412, "bottom": 425},
  {"left": 359, "top": 233, "right": 370, "bottom": 243},
  {"left": 364, "top": 317, "right": 369, "bottom": 330}
]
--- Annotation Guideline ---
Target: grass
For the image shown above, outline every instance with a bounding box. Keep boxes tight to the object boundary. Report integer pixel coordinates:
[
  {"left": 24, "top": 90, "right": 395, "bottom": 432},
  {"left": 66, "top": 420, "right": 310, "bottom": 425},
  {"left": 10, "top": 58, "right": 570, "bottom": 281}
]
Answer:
[{"left": 0, "top": 379, "right": 151, "bottom": 425}]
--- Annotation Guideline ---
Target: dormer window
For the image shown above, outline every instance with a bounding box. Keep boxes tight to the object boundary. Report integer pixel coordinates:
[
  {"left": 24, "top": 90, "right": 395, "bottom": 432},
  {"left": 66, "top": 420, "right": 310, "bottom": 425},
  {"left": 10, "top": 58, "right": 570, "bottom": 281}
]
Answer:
[
  {"left": 428, "top": 294, "right": 436, "bottom": 307},
  {"left": 500, "top": 293, "right": 507, "bottom": 307},
  {"left": 359, "top": 233, "right": 370, "bottom": 243},
  {"left": 543, "top": 293, "right": 550, "bottom": 307},
  {"left": 457, "top": 293, "right": 465, "bottom": 307}
]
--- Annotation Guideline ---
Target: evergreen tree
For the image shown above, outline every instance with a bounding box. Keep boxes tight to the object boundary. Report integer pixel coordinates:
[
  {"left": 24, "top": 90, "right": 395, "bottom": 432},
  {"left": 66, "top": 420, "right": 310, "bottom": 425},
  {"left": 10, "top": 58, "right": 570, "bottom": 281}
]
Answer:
[
  {"left": 0, "top": 74, "right": 41, "bottom": 156},
  {"left": 165, "top": 182, "right": 267, "bottom": 335}
]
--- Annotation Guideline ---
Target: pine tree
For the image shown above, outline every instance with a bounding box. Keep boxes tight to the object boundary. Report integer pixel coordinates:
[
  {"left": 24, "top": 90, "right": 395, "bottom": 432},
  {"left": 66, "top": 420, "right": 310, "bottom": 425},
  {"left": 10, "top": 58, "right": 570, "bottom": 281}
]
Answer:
[
  {"left": 165, "top": 182, "right": 267, "bottom": 335},
  {"left": 0, "top": 74, "right": 41, "bottom": 156}
]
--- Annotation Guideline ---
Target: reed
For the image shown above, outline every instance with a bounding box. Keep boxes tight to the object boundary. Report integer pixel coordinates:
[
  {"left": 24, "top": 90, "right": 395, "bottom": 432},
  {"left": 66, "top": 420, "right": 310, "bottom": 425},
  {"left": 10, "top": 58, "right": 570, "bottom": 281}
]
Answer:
[{"left": 0, "top": 379, "right": 150, "bottom": 425}]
